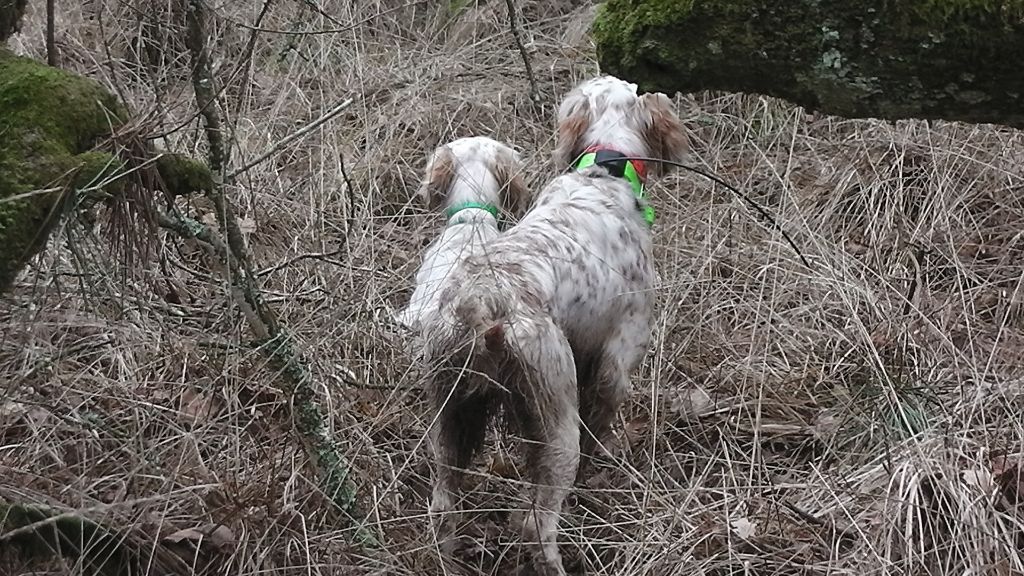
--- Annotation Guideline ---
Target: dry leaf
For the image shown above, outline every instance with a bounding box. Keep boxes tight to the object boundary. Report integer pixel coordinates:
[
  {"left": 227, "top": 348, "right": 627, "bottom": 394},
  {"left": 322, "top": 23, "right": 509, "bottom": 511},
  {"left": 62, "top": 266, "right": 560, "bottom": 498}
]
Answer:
[
  {"left": 487, "top": 452, "right": 518, "bottom": 479},
  {"left": 353, "top": 398, "right": 379, "bottom": 418},
  {"left": 163, "top": 526, "right": 204, "bottom": 544},
  {"left": 163, "top": 523, "right": 235, "bottom": 553},
  {"left": 205, "top": 524, "right": 235, "bottom": 552},
  {"left": 237, "top": 216, "right": 257, "bottom": 235},
  {"left": 671, "top": 387, "right": 713, "bottom": 420},
  {"left": 812, "top": 410, "right": 841, "bottom": 439},
  {"left": 199, "top": 212, "right": 219, "bottom": 230},
  {"left": 623, "top": 415, "right": 649, "bottom": 449},
  {"left": 991, "top": 455, "right": 1024, "bottom": 506},
  {"left": 180, "top": 389, "right": 221, "bottom": 424},
  {"left": 0, "top": 402, "right": 50, "bottom": 430},
  {"left": 0, "top": 401, "right": 26, "bottom": 419},
  {"left": 730, "top": 517, "right": 756, "bottom": 539},
  {"left": 962, "top": 468, "right": 995, "bottom": 493}
]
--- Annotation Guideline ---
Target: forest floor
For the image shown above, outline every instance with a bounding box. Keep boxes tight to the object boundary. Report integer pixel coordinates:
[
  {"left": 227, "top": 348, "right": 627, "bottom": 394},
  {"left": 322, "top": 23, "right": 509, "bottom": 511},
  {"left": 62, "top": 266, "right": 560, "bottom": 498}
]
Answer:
[{"left": 2, "top": 1, "right": 1023, "bottom": 574}]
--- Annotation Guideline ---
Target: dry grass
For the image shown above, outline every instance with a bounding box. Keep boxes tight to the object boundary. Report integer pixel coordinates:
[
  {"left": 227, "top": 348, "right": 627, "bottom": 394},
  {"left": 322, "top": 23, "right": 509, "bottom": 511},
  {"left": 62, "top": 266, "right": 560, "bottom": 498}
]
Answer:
[{"left": 3, "top": 1, "right": 1024, "bottom": 574}]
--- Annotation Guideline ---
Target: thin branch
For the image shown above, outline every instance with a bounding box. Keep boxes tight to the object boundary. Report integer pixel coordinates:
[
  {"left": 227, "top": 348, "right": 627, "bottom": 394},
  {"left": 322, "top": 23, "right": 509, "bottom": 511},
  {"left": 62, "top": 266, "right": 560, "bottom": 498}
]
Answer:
[
  {"left": 228, "top": 97, "right": 354, "bottom": 179},
  {"left": 504, "top": 0, "right": 539, "bottom": 104},
  {"left": 45, "top": 0, "right": 56, "bottom": 67},
  {"left": 257, "top": 249, "right": 344, "bottom": 278}
]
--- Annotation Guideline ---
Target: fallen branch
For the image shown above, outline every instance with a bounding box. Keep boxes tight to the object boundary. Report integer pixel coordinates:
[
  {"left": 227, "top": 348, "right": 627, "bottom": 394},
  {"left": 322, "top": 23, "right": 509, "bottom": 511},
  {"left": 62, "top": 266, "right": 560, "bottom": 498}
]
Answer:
[{"left": 0, "top": 498, "right": 191, "bottom": 576}]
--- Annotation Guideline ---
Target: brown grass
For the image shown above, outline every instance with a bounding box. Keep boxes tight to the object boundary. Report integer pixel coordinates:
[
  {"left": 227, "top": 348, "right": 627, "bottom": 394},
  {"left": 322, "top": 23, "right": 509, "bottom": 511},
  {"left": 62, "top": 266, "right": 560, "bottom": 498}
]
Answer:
[{"left": 3, "top": 1, "right": 1024, "bottom": 574}]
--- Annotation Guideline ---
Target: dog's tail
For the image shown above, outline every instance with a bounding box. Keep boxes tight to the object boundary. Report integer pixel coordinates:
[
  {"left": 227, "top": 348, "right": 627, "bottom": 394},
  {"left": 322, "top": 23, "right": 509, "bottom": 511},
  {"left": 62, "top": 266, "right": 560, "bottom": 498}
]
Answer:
[
  {"left": 451, "top": 281, "right": 576, "bottom": 394},
  {"left": 451, "top": 281, "right": 512, "bottom": 353}
]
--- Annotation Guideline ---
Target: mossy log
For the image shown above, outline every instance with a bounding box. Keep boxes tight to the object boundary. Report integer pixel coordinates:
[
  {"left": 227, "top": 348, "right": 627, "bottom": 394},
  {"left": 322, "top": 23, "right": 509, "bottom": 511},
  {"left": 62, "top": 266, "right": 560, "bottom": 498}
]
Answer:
[
  {"left": 0, "top": 48, "right": 213, "bottom": 294},
  {"left": 1, "top": 500, "right": 135, "bottom": 574},
  {"left": 594, "top": 0, "right": 1024, "bottom": 128}
]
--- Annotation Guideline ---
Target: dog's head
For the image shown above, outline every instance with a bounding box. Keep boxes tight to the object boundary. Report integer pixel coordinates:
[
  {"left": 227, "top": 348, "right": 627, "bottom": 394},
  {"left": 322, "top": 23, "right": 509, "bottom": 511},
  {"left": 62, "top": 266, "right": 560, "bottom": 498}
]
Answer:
[
  {"left": 553, "top": 75, "right": 688, "bottom": 178},
  {"left": 417, "top": 136, "right": 530, "bottom": 220}
]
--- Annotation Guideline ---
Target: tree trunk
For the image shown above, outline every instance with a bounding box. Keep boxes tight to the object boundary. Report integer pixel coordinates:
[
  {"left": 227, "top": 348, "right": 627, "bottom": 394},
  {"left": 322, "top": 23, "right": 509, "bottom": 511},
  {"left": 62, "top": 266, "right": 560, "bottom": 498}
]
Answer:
[
  {"left": 0, "top": 0, "right": 28, "bottom": 42},
  {"left": 593, "top": 0, "right": 1024, "bottom": 128}
]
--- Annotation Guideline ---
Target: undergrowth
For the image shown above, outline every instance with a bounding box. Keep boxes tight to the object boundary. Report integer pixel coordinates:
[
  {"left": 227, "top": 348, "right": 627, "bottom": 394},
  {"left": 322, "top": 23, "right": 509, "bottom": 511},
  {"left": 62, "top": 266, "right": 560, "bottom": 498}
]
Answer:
[{"left": 1, "top": 1, "right": 1023, "bottom": 574}]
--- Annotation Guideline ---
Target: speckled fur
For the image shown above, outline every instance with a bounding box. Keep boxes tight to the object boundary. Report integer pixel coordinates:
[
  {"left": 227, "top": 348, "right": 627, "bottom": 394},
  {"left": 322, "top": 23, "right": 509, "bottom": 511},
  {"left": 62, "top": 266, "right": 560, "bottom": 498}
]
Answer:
[{"left": 420, "top": 77, "right": 688, "bottom": 575}]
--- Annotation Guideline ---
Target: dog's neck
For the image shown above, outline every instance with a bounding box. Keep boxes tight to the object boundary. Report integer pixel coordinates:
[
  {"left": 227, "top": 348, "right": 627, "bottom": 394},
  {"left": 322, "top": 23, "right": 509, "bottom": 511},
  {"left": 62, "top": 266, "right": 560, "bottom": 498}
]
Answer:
[
  {"left": 445, "top": 201, "right": 499, "bottom": 225},
  {"left": 571, "top": 145, "right": 654, "bottom": 226},
  {"left": 443, "top": 166, "right": 502, "bottom": 226}
]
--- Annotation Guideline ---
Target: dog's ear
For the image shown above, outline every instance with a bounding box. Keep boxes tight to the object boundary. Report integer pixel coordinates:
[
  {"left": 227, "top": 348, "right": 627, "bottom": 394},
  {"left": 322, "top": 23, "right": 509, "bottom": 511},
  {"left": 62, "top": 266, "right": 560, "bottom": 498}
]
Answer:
[
  {"left": 638, "top": 92, "right": 689, "bottom": 178},
  {"left": 418, "top": 145, "right": 456, "bottom": 211},
  {"left": 553, "top": 91, "right": 591, "bottom": 169},
  {"left": 492, "top": 146, "right": 531, "bottom": 219}
]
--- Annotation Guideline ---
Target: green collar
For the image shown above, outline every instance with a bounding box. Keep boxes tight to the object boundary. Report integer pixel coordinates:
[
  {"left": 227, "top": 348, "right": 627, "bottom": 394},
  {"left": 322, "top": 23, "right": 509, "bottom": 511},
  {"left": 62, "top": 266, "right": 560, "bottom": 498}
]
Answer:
[
  {"left": 444, "top": 201, "right": 500, "bottom": 223},
  {"left": 573, "top": 151, "right": 655, "bottom": 227}
]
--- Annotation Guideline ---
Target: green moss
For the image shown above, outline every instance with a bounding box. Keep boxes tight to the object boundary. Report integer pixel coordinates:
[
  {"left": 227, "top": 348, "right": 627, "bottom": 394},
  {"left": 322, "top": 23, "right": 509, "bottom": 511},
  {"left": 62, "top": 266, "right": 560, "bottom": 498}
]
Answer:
[
  {"left": 594, "top": 0, "right": 1024, "bottom": 129},
  {"left": 0, "top": 48, "right": 128, "bottom": 293},
  {"left": 156, "top": 152, "right": 214, "bottom": 196}
]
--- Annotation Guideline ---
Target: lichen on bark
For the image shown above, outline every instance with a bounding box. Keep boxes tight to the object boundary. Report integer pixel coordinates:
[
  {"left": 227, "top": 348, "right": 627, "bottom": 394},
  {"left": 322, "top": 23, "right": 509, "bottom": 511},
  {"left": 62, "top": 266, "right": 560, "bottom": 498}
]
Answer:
[{"left": 594, "top": 0, "right": 1024, "bottom": 128}]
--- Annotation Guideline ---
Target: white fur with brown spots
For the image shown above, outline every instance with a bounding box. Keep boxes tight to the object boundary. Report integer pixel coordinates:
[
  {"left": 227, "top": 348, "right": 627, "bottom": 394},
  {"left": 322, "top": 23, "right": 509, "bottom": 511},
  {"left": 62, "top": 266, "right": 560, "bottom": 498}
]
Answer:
[{"left": 418, "top": 77, "right": 688, "bottom": 575}]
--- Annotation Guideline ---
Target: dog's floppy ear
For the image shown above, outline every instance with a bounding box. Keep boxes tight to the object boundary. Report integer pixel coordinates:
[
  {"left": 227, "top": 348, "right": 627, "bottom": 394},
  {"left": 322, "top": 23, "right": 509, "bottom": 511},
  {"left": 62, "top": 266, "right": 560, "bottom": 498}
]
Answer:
[
  {"left": 638, "top": 92, "right": 689, "bottom": 178},
  {"left": 553, "top": 91, "right": 591, "bottom": 169},
  {"left": 418, "top": 144, "right": 456, "bottom": 211},
  {"left": 492, "top": 146, "right": 531, "bottom": 219}
]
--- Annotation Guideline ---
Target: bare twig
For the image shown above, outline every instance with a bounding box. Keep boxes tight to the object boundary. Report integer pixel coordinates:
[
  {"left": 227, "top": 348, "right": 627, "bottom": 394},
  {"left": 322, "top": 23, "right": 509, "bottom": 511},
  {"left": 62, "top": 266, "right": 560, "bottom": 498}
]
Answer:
[
  {"left": 228, "top": 97, "right": 354, "bottom": 179},
  {"left": 504, "top": 0, "right": 539, "bottom": 104},
  {"left": 338, "top": 151, "right": 356, "bottom": 241}
]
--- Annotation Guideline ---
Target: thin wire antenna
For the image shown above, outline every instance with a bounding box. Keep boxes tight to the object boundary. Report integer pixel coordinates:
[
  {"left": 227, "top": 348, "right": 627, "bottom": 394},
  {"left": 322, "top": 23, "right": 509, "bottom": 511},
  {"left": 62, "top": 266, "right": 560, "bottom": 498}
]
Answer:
[{"left": 593, "top": 156, "right": 813, "bottom": 270}]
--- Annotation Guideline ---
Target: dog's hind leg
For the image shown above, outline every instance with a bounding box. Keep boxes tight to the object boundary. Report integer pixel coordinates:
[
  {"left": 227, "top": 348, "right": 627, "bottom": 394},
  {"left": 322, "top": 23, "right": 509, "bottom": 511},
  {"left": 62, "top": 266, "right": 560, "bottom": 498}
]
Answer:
[
  {"left": 577, "top": 316, "right": 650, "bottom": 480},
  {"left": 428, "top": 375, "right": 492, "bottom": 566},
  {"left": 507, "top": 317, "right": 579, "bottom": 576}
]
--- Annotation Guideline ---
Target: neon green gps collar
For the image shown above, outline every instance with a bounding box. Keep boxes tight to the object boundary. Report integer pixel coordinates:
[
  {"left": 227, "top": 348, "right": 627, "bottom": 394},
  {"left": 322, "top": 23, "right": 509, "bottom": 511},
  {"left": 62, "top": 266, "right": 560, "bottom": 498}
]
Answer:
[{"left": 572, "top": 147, "right": 655, "bottom": 227}]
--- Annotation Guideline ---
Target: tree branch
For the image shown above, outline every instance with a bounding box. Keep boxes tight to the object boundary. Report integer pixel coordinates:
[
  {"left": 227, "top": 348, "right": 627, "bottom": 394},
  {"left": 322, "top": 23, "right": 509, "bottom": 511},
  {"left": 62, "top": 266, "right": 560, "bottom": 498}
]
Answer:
[
  {"left": 504, "top": 0, "right": 539, "bottom": 104},
  {"left": 181, "top": 0, "right": 372, "bottom": 544},
  {"left": 228, "top": 97, "right": 353, "bottom": 179}
]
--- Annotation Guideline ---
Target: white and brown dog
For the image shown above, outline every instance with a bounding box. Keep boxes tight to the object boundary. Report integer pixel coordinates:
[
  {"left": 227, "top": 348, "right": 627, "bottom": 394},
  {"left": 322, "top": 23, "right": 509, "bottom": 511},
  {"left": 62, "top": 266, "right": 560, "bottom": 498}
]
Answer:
[
  {"left": 419, "top": 76, "right": 688, "bottom": 575},
  {"left": 397, "top": 136, "right": 528, "bottom": 332}
]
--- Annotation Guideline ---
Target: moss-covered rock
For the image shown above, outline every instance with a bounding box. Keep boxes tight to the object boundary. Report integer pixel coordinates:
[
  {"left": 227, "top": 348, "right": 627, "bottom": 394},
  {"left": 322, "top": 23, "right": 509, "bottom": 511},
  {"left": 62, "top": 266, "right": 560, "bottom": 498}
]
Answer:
[
  {"left": 156, "top": 152, "right": 214, "bottom": 196},
  {"left": 0, "top": 47, "right": 127, "bottom": 292},
  {"left": 594, "top": 0, "right": 1024, "bottom": 128}
]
